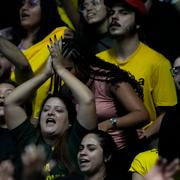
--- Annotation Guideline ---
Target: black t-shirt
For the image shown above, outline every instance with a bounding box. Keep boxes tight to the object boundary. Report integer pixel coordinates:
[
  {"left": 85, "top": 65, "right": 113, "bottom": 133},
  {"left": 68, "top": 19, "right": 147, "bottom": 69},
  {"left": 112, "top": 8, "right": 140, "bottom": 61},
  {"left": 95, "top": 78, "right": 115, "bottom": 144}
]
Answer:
[{"left": 0, "top": 127, "right": 15, "bottom": 161}]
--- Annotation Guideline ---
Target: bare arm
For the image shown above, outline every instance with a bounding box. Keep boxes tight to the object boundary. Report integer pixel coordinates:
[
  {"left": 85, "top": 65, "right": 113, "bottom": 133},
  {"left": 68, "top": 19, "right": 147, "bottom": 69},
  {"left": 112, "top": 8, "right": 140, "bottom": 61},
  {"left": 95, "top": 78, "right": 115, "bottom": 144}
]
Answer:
[
  {"left": 48, "top": 37, "right": 97, "bottom": 130},
  {"left": 99, "top": 82, "right": 149, "bottom": 131},
  {"left": 132, "top": 172, "right": 144, "bottom": 180},
  {"left": 5, "top": 59, "right": 54, "bottom": 130},
  {"left": 0, "top": 36, "right": 33, "bottom": 84}
]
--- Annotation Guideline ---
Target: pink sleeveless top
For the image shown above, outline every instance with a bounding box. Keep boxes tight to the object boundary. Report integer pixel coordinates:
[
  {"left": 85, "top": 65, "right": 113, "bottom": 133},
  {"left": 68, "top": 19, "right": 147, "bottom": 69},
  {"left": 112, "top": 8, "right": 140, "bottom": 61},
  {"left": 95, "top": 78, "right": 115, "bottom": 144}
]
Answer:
[{"left": 87, "top": 76, "right": 128, "bottom": 150}]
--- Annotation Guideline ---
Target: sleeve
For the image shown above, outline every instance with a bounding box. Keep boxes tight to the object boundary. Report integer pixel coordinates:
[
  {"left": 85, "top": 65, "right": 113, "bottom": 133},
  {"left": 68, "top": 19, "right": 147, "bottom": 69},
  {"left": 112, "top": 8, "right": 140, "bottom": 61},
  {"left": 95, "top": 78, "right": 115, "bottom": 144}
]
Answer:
[
  {"left": 129, "top": 149, "right": 158, "bottom": 176},
  {"left": 152, "top": 59, "right": 177, "bottom": 107}
]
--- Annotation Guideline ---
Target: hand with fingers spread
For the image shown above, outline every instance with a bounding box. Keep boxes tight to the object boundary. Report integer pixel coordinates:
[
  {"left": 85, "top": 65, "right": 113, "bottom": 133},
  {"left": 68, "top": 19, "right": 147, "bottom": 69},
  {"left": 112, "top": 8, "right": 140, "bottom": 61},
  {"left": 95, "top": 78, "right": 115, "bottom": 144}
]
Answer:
[
  {"left": 144, "top": 158, "right": 180, "bottom": 180},
  {"left": 21, "top": 144, "right": 47, "bottom": 180}
]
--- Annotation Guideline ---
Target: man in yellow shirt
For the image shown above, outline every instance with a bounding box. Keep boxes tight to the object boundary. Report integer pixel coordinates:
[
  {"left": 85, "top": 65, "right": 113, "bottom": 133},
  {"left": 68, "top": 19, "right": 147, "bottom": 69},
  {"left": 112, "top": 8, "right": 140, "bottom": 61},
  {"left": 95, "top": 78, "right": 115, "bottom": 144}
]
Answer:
[{"left": 97, "top": 0, "right": 177, "bottom": 143}]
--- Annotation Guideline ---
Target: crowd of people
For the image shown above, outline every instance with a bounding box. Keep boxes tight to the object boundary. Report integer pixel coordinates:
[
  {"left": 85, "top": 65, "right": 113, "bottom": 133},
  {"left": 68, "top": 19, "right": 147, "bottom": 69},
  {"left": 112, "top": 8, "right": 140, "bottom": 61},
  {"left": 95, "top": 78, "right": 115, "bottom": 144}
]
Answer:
[{"left": 0, "top": 0, "right": 180, "bottom": 179}]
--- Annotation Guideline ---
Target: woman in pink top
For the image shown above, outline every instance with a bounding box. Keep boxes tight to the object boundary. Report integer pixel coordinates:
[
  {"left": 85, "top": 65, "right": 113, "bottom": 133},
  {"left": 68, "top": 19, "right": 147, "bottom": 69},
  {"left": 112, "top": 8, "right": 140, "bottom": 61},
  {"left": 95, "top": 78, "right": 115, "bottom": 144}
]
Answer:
[{"left": 60, "top": 39, "right": 149, "bottom": 177}]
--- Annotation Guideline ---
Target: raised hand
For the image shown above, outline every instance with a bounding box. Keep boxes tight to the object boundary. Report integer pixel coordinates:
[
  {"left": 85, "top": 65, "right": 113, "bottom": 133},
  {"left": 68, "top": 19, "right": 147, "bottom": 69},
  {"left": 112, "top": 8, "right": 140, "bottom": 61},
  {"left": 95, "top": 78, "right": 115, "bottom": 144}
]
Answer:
[
  {"left": 21, "top": 144, "right": 47, "bottom": 180},
  {"left": 0, "top": 160, "right": 14, "bottom": 180},
  {"left": 47, "top": 35, "right": 64, "bottom": 71},
  {"left": 144, "top": 158, "right": 180, "bottom": 180}
]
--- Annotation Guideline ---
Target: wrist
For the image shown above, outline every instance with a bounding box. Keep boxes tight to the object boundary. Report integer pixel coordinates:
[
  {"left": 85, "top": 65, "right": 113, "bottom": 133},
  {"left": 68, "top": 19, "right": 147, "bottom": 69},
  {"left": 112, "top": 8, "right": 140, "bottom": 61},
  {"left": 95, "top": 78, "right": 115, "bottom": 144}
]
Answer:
[{"left": 109, "top": 118, "right": 117, "bottom": 128}]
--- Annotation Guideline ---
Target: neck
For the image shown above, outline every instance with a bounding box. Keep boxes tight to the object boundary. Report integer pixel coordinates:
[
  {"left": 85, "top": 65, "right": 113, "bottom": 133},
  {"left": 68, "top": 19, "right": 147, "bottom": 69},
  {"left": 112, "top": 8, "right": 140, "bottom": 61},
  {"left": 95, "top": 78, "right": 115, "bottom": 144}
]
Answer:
[
  {"left": 43, "top": 135, "right": 59, "bottom": 146},
  {"left": 0, "top": 117, "right": 7, "bottom": 128},
  {"left": 113, "top": 33, "right": 140, "bottom": 61},
  {"left": 95, "top": 19, "right": 108, "bottom": 35},
  {"left": 84, "top": 165, "right": 106, "bottom": 180},
  {"left": 20, "top": 26, "right": 40, "bottom": 49}
]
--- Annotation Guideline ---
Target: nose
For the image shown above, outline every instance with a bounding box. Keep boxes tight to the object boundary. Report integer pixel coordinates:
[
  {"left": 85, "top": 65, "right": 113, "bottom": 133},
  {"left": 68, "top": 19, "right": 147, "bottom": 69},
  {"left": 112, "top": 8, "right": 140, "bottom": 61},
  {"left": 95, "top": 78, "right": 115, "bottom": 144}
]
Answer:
[
  {"left": 85, "top": 2, "right": 94, "bottom": 11},
  {"left": 79, "top": 148, "right": 88, "bottom": 156},
  {"left": 0, "top": 94, "right": 5, "bottom": 99},
  {"left": 48, "top": 108, "right": 55, "bottom": 116},
  {"left": 21, "top": 1, "right": 29, "bottom": 10}
]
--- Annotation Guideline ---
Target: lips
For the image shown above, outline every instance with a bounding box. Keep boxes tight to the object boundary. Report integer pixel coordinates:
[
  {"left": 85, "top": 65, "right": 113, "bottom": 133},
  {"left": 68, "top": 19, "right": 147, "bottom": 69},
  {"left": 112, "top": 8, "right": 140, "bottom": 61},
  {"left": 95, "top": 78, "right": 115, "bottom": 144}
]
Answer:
[
  {"left": 0, "top": 101, "right": 4, "bottom": 107},
  {"left": 46, "top": 118, "right": 56, "bottom": 124},
  {"left": 20, "top": 12, "right": 30, "bottom": 19},
  {"left": 87, "top": 12, "right": 96, "bottom": 19},
  {"left": 79, "top": 158, "right": 90, "bottom": 165}
]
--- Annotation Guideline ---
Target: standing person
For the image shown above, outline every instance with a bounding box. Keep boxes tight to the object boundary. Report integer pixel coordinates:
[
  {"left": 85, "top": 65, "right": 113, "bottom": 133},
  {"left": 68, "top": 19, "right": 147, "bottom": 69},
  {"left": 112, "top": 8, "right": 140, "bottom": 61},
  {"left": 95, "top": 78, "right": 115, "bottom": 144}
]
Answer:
[
  {"left": 9, "top": 0, "right": 69, "bottom": 119},
  {"left": 59, "top": 39, "right": 149, "bottom": 176},
  {"left": 129, "top": 56, "right": 180, "bottom": 180},
  {"left": 4, "top": 39, "right": 97, "bottom": 179},
  {"left": 96, "top": 0, "right": 177, "bottom": 146},
  {"left": 76, "top": 0, "right": 113, "bottom": 54},
  {"left": 158, "top": 56, "right": 180, "bottom": 163}
]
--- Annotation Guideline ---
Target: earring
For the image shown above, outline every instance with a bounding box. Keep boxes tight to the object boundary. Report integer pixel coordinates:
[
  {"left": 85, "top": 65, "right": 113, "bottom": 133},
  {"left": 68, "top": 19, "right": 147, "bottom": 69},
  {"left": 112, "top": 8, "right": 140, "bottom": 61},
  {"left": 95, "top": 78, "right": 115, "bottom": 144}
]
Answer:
[{"left": 136, "top": 25, "right": 140, "bottom": 29}]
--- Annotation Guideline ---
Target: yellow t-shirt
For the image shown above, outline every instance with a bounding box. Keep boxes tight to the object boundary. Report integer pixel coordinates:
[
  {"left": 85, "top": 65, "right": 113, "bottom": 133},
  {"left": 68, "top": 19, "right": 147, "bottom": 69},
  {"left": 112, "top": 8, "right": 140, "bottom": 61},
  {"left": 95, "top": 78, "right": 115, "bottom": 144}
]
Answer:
[
  {"left": 11, "top": 26, "right": 68, "bottom": 119},
  {"left": 96, "top": 42, "right": 177, "bottom": 124},
  {"left": 129, "top": 148, "right": 158, "bottom": 176}
]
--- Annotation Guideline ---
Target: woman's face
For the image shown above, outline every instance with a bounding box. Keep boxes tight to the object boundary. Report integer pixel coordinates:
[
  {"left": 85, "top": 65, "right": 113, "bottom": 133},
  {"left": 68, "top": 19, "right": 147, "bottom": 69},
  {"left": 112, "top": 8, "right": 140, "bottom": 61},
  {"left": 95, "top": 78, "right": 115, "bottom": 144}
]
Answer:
[
  {"left": 40, "top": 97, "right": 69, "bottom": 137},
  {"left": 77, "top": 133, "right": 105, "bottom": 175},
  {"left": 0, "top": 83, "right": 15, "bottom": 117},
  {"left": 19, "top": 0, "right": 41, "bottom": 30},
  {"left": 80, "top": 0, "right": 107, "bottom": 24}
]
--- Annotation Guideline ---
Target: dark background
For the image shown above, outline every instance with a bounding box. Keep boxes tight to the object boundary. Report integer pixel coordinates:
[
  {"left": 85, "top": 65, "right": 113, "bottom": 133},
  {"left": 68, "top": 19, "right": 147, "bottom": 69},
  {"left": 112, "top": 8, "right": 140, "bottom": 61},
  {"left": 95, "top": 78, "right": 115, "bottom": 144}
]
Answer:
[{"left": 0, "top": 0, "right": 19, "bottom": 29}]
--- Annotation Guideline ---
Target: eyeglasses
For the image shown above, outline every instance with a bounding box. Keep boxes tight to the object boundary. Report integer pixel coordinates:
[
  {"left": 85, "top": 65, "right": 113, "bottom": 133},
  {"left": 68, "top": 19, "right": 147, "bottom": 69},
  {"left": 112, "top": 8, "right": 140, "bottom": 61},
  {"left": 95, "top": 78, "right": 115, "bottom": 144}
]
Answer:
[
  {"left": 171, "top": 66, "right": 180, "bottom": 76},
  {"left": 79, "top": 0, "right": 101, "bottom": 12}
]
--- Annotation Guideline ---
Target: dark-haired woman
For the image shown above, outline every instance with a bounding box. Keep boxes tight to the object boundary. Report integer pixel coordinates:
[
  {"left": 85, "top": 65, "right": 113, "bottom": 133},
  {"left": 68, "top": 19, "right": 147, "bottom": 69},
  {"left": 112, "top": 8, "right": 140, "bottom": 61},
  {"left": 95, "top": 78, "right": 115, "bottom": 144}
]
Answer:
[
  {"left": 9, "top": 0, "right": 70, "bottom": 119},
  {"left": 60, "top": 39, "right": 149, "bottom": 177},
  {"left": 4, "top": 39, "right": 96, "bottom": 179}
]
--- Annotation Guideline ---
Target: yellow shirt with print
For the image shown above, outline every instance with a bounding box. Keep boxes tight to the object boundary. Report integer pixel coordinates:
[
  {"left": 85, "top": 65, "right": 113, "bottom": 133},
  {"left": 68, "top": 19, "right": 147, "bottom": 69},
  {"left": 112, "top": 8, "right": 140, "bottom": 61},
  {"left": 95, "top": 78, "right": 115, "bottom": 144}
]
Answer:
[
  {"left": 11, "top": 27, "right": 68, "bottom": 119},
  {"left": 129, "top": 148, "right": 158, "bottom": 176},
  {"left": 96, "top": 42, "right": 177, "bottom": 124}
]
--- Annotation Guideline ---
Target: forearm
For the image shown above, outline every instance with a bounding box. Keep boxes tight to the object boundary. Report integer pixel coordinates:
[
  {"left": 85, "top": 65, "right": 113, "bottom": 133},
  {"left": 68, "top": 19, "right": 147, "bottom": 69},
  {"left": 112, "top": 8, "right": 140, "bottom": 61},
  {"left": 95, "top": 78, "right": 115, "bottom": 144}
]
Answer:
[
  {"left": 114, "top": 110, "right": 149, "bottom": 129},
  {"left": 0, "top": 36, "right": 31, "bottom": 68},
  {"left": 0, "top": 36, "right": 33, "bottom": 83},
  {"left": 6, "top": 72, "right": 50, "bottom": 106},
  {"left": 144, "top": 112, "right": 165, "bottom": 138},
  {"left": 55, "top": 66, "right": 94, "bottom": 105},
  {"left": 55, "top": 66, "right": 96, "bottom": 129}
]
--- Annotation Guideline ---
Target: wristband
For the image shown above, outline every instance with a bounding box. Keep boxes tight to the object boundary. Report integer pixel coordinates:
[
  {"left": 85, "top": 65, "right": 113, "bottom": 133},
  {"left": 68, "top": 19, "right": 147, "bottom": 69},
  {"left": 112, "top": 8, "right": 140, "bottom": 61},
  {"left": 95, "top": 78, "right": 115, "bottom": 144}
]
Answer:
[{"left": 109, "top": 118, "right": 117, "bottom": 128}]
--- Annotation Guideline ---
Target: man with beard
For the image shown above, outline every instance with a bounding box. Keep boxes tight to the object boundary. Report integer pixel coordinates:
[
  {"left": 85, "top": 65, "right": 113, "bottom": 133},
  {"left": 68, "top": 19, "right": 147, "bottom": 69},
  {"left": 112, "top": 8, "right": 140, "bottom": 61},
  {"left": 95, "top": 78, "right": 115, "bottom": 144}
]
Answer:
[{"left": 96, "top": 0, "right": 177, "bottom": 148}]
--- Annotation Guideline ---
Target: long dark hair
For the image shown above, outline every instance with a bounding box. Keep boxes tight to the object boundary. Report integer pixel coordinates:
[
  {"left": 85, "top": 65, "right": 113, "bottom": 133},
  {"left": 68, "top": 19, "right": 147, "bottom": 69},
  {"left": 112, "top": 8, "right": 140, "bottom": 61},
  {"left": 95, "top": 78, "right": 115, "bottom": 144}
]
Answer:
[
  {"left": 12, "top": 0, "right": 67, "bottom": 45},
  {"left": 33, "top": 93, "right": 77, "bottom": 174},
  {"left": 76, "top": 0, "right": 110, "bottom": 54},
  {"left": 61, "top": 39, "right": 144, "bottom": 100}
]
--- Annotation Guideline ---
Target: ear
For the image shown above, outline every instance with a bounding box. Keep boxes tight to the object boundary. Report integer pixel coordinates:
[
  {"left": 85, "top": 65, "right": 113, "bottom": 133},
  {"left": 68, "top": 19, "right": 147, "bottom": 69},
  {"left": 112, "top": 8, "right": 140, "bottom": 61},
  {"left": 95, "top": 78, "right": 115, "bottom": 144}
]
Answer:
[{"left": 104, "top": 154, "right": 112, "bottom": 163}]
